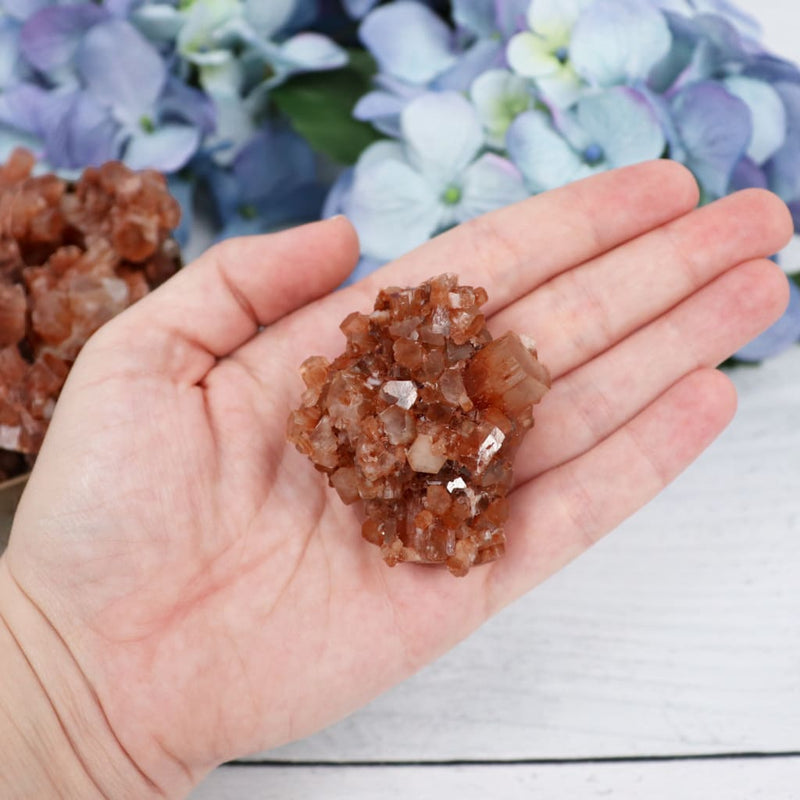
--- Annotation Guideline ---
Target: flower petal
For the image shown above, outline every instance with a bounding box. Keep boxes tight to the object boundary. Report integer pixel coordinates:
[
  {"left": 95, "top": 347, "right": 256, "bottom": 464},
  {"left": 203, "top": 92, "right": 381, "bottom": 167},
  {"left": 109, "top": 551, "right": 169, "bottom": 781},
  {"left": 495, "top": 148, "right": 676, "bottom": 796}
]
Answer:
[
  {"left": 506, "top": 31, "right": 561, "bottom": 79},
  {"left": 353, "top": 90, "right": 408, "bottom": 137},
  {"left": 130, "top": 4, "right": 185, "bottom": 42},
  {"left": 723, "top": 76, "right": 786, "bottom": 164},
  {"left": 577, "top": 87, "right": 666, "bottom": 168},
  {"left": 671, "top": 82, "right": 752, "bottom": 197},
  {"left": 2, "top": 0, "right": 49, "bottom": 22},
  {"left": 528, "top": 0, "right": 590, "bottom": 41},
  {"left": 470, "top": 68, "right": 534, "bottom": 147},
  {"left": 274, "top": 32, "right": 348, "bottom": 73},
  {"left": 20, "top": 4, "right": 107, "bottom": 82},
  {"left": 205, "top": 89, "right": 256, "bottom": 165},
  {"left": 232, "top": 126, "right": 317, "bottom": 203},
  {"left": 323, "top": 167, "right": 355, "bottom": 218},
  {"left": 343, "top": 0, "right": 380, "bottom": 19},
  {"left": 159, "top": 77, "right": 216, "bottom": 136},
  {"left": 18, "top": 88, "right": 75, "bottom": 167},
  {"left": 124, "top": 124, "right": 200, "bottom": 172},
  {"left": 66, "top": 91, "right": 121, "bottom": 169},
  {"left": 0, "top": 19, "right": 21, "bottom": 89},
  {"left": 452, "top": 0, "right": 497, "bottom": 37},
  {"left": 535, "top": 68, "right": 584, "bottom": 108},
  {"left": 729, "top": 156, "right": 768, "bottom": 192},
  {"left": 346, "top": 144, "right": 440, "bottom": 261},
  {"left": 571, "top": 0, "right": 672, "bottom": 86},
  {"left": 177, "top": 0, "right": 239, "bottom": 63},
  {"left": 744, "top": 54, "right": 800, "bottom": 85},
  {"left": 765, "top": 82, "right": 800, "bottom": 203},
  {"left": 506, "top": 109, "right": 589, "bottom": 191},
  {"left": 0, "top": 126, "right": 41, "bottom": 162},
  {"left": 77, "top": 19, "right": 166, "bottom": 125},
  {"left": 648, "top": 10, "right": 697, "bottom": 93},
  {"left": 457, "top": 153, "right": 528, "bottom": 222},
  {"left": 435, "top": 37, "right": 504, "bottom": 93},
  {"left": 359, "top": 1, "right": 456, "bottom": 85},
  {"left": 788, "top": 201, "right": 800, "bottom": 231},
  {"left": 685, "top": 0, "right": 762, "bottom": 40},
  {"left": 355, "top": 140, "right": 408, "bottom": 171},
  {"left": 668, "top": 14, "right": 747, "bottom": 91},
  {"left": 244, "top": 0, "right": 295, "bottom": 38},
  {"left": 401, "top": 91, "right": 483, "bottom": 186},
  {"left": 735, "top": 278, "right": 800, "bottom": 361},
  {"left": 0, "top": 83, "right": 45, "bottom": 134}
]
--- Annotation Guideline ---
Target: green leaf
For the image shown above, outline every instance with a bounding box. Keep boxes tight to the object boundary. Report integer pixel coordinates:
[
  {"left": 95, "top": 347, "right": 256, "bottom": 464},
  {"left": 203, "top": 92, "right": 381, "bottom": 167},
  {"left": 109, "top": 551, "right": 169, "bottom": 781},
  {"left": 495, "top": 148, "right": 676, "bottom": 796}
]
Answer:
[{"left": 271, "top": 50, "right": 383, "bottom": 165}]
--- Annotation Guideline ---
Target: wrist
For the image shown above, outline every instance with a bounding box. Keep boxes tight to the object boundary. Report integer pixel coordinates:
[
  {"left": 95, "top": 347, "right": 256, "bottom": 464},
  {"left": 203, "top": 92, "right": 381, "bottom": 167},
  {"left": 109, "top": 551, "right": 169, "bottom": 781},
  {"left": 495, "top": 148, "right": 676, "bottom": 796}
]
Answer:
[{"left": 0, "top": 558, "right": 167, "bottom": 800}]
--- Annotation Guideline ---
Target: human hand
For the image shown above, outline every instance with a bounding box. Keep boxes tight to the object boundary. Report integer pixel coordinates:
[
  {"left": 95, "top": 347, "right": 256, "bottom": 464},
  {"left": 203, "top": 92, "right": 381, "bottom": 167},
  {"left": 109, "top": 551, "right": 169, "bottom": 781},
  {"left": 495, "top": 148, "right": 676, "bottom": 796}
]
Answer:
[{"left": 0, "top": 161, "right": 792, "bottom": 798}]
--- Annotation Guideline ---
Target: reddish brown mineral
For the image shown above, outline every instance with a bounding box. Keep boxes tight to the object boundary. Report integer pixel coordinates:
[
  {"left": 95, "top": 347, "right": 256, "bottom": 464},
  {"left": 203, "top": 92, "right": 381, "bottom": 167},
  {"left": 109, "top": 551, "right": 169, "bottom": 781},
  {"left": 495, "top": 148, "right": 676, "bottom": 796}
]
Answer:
[
  {"left": 0, "top": 148, "right": 181, "bottom": 475},
  {"left": 287, "top": 274, "right": 551, "bottom": 576}
]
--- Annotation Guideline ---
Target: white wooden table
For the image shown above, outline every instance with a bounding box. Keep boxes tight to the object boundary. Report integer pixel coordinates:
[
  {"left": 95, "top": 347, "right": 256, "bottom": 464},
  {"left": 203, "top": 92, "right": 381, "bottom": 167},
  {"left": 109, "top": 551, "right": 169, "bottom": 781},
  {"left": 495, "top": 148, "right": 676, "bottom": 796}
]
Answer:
[{"left": 192, "top": 3, "right": 800, "bottom": 797}]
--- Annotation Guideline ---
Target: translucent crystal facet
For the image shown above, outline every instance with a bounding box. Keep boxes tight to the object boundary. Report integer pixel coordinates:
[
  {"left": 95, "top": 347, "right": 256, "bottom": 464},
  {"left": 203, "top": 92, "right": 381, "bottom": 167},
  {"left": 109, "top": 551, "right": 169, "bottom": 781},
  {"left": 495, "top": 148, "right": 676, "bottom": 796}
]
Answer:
[{"left": 286, "top": 274, "right": 551, "bottom": 576}]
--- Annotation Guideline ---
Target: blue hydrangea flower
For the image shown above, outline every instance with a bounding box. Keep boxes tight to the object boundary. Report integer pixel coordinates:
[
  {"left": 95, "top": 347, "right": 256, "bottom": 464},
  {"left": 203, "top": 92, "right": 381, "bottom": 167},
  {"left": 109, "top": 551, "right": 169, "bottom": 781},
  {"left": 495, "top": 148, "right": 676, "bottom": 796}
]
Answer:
[
  {"left": 470, "top": 68, "right": 537, "bottom": 148},
  {"left": 130, "top": 0, "right": 346, "bottom": 163},
  {"left": 209, "top": 124, "right": 326, "bottom": 239},
  {"left": 735, "top": 278, "right": 800, "bottom": 362},
  {"left": 354, "top": 0, "right": 461, "bottom": 134},
  {"left": 765, "top": 82, "right": 800, "bottom": 210},
  {"left": 506, "top": 87, "right": 665, "bottom": 191},
  {"left": 344, "top": 91, "right": 527, "bottom": 261},
  {"left": 354, "top": 0, "right": 527, "bottom": 135},
  {"left": 0, "top": 5, "right": 214, "bottom": 172},
  {"left": 507, "top": 0, "right": 672, "bottom": 107}
]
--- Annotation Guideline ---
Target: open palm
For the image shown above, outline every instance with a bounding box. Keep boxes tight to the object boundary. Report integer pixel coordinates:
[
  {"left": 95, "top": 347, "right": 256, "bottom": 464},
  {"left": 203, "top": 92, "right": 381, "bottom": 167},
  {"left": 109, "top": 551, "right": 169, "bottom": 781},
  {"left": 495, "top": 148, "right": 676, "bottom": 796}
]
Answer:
[{"left": 1, "top": 162, "right": 792, "bottom": 798}]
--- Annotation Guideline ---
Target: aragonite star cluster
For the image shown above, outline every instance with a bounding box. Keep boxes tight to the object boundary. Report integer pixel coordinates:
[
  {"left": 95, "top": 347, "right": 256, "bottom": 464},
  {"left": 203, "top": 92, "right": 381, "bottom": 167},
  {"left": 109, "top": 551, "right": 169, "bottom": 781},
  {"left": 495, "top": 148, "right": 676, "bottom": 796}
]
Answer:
[
  {"left": 0, "top": 148, "right": 181, "bottom": 478},
  {"left": 287, "top": 273, "right": 551, "bottom": 576}
]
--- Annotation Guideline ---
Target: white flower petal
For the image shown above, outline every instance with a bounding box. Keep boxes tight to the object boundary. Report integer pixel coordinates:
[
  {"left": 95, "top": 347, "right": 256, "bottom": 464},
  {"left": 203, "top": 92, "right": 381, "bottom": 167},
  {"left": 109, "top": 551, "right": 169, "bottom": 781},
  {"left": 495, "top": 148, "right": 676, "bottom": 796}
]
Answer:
[
  {"left": 507, "top": 31, "right": 560, "bottom": 79},
  {"left": 355, "top": 139, "right": 407, "bottom": 172},
  {"left": 124, "top": 124, "right": 199, "bottom": 171},
  {"left": 506, "top": 109, "right": 589, "bottom": 191},
  {"left": 528, "top": 0, "right": 591, "bottom": 41},
  {"left": 359, "top": 1, "right": 456, "bottom": 85},
  {"left": 577, "top": 87, "right": 665, "bottom": 167},
  {"left": 535, "top": 69, "right": 584, "bottom": 109},
  {"left": 457, "top": 153, "right": 529, "bottom": 222},
  {"left": 570, "top": 0, "right": 672, "bottom": 87},
  {"left": 470, "top": 68, "right": 534, "bottom": 147},
  {"left": 401, "top": 91, "right": 483, "bottom": 186},
  {"left": 277, "top": 33, "right": 348, "bottom": 73},
  {"left": 346, "top": 152, "right": 440, "bottom": 261}
]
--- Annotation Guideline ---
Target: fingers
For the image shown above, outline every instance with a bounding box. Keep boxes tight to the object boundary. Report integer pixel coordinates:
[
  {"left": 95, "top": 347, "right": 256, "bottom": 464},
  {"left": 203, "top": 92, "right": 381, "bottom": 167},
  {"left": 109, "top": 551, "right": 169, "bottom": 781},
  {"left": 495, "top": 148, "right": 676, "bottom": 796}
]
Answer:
[
  {"left": 491, "top": 189, "right": 794, "bottom": 378},
  {"left": 304, "top": 161, "right": 700, "bottom": 328},
  {"left": 513, "top": 258, "right": 789, "bottom": 483},
  {"left": 91, "top": 217, "right": 359, "bottom": 383},
  {"left": 486, "top": 368, "right": 738, "bottom": 612}
]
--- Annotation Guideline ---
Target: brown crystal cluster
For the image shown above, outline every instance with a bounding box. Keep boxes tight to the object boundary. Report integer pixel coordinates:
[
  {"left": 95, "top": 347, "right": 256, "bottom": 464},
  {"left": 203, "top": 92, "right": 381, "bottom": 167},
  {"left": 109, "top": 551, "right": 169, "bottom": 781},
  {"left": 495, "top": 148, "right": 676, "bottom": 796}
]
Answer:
[
  {"left": 0, "top": 148, "right": 181, "bottom": 478},
  {"left": 287, "top": 274, "right": 551, "bottom": 576}
]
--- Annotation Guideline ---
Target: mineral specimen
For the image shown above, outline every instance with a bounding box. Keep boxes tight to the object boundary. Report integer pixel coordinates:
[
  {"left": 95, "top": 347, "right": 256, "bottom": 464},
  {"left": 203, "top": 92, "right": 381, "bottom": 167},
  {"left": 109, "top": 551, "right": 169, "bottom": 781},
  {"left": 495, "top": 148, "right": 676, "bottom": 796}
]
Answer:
[
  {"left": 0, "top": 148, "right": 181, "bottom": 475},
  {"left": 287, "top": 274, "right": 551, "bottom": 576}
]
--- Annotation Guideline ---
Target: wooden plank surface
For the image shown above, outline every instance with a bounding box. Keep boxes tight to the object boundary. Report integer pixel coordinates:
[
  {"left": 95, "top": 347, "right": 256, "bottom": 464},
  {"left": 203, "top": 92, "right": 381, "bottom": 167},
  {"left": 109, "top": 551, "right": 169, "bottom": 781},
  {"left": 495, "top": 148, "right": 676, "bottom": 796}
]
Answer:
[
  {"left": 249, "top": 347, "right": 800, "bottom": 762},
  {"left": 190, "top": 757, "right": 800, "bottom": 799}
]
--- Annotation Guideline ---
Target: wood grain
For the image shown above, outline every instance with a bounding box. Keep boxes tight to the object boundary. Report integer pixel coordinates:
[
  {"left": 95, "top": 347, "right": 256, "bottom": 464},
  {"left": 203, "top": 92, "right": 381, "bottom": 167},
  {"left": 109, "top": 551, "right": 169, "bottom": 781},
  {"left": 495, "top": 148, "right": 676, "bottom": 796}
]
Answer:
[
  {"left": 190, "top": 757, "right": 800, "bottom": 799},
  {"left": 254, "top": 346, "right": 800, "bottom": 762}
]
